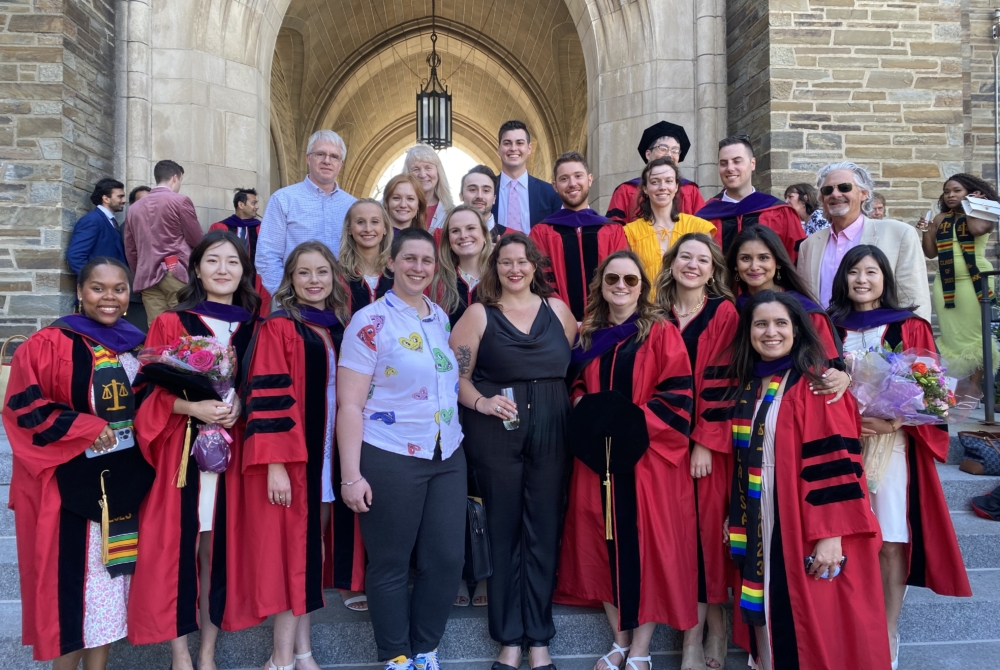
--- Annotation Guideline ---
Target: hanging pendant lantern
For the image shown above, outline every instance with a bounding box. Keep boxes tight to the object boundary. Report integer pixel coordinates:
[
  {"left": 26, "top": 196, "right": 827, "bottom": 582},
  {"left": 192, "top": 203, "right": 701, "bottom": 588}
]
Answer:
[{"left": 416, "top": 0, "right": 452, "bottom": 149}]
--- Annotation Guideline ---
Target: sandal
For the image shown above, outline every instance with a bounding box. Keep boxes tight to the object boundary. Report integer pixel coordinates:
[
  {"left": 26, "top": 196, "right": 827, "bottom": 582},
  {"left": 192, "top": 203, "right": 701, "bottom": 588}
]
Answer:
[
  {"left": 342, "top": 594, "right": 368, "bottom": 611},
  {"left": 680, "top": 644, "right": 706, "bottom": 670},
  {"left": 704, "top": 635, "right": 726, "bottom": 670},
  {"left": 266, "top": 658, "right": 294, "bottom": 670},
  {"left": 595, "top": 642, "right": 630, "bottom": 670},
  {"left": 472, "top": 580, "right": 488, "bottom": 606},
  {"left": 294, "top": 651, "right": 315, "bottom": 669},
  {"left": 625, "top": 655, "right": 651, "bottom": 670},
  {"left": 456, "top": 582, "right": 471, "bottom": 607}
]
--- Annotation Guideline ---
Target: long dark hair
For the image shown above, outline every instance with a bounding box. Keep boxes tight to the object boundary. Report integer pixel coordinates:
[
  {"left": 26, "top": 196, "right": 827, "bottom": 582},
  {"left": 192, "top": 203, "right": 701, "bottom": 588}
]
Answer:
[
  {"left": 636, "top": 156, "right": 680, "bottom": 223},
  {"left": 725, "top": 225, "right": 817, "bottom": 301},
  {"left": 174, "top": 230, "right": 261, "bottom": 317},
  {"left": 826, "top": 245, "right": 915, "bottom": 324},
  {"left": 728, "top": 290, "right": 826, "bottom": 391},
  {"left": 579, "top": 250, "right": 660, "bottom": 350},
  {"left": 939, "top": 173, "right": 1000, "bottom": 213},
  {"left": 478, "top": 232, "right": 553, "bottom": 308}
]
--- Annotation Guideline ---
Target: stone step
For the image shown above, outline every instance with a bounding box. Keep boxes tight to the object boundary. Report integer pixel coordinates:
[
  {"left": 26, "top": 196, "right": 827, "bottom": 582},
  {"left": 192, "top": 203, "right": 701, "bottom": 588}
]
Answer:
[
  {"left": 937, "top": 462, "right": 1000, "bottom": 511},
  {"left": 2, "top": 569, "right": 999, "bottom": 669},
  {"left": 897, "top": 640, "right": 1000, "bottom": 670},
  {"left": 951, "top": 511, "right": 1000, "bottom": 569}
]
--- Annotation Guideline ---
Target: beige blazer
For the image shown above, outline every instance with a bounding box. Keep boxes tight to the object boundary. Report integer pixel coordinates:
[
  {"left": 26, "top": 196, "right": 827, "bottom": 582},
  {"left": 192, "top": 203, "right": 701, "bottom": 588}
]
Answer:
[{"left": 797, "top": 216, "right": 932, "bottom": 322}]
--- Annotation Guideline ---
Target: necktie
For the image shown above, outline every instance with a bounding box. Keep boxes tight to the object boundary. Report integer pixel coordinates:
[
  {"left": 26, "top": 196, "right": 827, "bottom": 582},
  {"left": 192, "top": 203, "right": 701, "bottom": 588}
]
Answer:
[{"left": 506, "top": 180, "right": 524, "bottom": 232}]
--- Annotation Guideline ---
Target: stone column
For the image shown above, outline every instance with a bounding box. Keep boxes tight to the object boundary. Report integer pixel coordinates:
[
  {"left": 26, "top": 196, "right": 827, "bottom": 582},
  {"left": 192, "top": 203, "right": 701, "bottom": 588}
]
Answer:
[{"left": 114, "top": 0, "right": 152, "bottom": 193}]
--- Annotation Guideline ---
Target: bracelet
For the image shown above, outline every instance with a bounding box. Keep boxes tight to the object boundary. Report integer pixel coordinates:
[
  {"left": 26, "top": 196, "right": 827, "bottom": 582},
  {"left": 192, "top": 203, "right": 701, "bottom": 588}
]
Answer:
[
  {"left": 474, "top": 396, "right": 485, "bottom": 412},
  {"left": 341, "top": 476, "right": 365, "bottom": 486}
]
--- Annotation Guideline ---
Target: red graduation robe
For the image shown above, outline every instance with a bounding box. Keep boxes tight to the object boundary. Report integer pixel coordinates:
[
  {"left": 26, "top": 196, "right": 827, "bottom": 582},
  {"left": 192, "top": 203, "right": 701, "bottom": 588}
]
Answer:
[
  {"left": 669, "top": 296, "right": 740, "bottom": 604},
  {"left": 697, "top": 192, "right": 804, "bottom": 262},
  {"left": 731, "top": 370, "right": 891, "bottom": 670},
  {"left": 606, "top": 178, "right": 706, "bottom": 223},
  {"left": 555, "top": 322, "right": 698, "bottom": 631},
  {"left": 2, "top": 327, "right": 141, "bottom": 661},
  {"left": 242, "top": 313, "right": 343, "bottom": 616},
  {"left": 529, "top": 208, "right": 628, "bottom": 321},
  {"left": 839, "top": 316, "right": 971, "bottom": 598},
  {"left": 347, "top": 274, "right": 393, "bottom": 316},
  {"left": 128, "top": 310, "right": 261, "bottom": 643}
]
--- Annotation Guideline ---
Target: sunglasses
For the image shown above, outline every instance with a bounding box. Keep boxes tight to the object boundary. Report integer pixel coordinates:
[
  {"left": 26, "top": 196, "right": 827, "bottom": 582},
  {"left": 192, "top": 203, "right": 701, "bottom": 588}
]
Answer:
[
  {"left": 604, "top": 273, "right": 640, "bottom": 287},
  {"left": 820, "top": 183, "right": 854, "bottom": 197}
]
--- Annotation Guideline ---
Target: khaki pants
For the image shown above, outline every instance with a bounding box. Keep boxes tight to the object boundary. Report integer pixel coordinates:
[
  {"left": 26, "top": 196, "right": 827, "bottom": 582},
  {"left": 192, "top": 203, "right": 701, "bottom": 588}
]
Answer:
[{"left": 141, "top": 272, "right": 186, "bottom": 326}]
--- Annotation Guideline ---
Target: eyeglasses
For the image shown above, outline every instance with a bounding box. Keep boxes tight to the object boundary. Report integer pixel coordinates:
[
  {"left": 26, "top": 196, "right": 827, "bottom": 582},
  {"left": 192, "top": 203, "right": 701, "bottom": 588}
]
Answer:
[
  {"left": 309, "top": 152, "right": 342, "bottom": 163},
  {"left": 604, "top": 273, "right": 640, "bottom": 287},
  {"left": 650, "top": 144, "right": 681, "bottom": 156},
  {"left": 820, "top": 183, "right": 854, "bottom": 197}
]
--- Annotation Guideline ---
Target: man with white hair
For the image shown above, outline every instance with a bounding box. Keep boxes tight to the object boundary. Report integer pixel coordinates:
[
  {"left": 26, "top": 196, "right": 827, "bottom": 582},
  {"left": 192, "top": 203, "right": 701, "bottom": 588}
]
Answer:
[
  {"left": 256, "top": 129, "right": 357, "bottom": 294},
  {"left": 797, "top": 161, "right": 931, "bottom": 320}
]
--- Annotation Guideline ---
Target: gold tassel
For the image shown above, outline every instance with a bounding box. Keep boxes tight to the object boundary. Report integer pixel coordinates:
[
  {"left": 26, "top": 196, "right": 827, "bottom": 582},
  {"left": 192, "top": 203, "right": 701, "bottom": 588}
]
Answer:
[
  {"left": 176, "top": 391, "right": 192, "bottom": 488},
  {"left": 603, "top": 437, "right": 613, "bottom": 540},
  {"left": 99, "top": 469, "right": 110, "bottom": 564}
]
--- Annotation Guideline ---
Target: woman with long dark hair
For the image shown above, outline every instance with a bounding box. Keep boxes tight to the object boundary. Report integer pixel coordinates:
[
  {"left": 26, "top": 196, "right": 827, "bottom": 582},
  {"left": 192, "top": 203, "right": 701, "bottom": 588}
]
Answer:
[
  {"left": 726, "top": 224, "right": 849, "bottom": 400},
  {"left": 651, "top": 233, "right": 737, "bottom": 670},
  {"left": 726, "top": 291, "right": 889, "bottom": 670},
  {"left": 449, "top": 232, "right": 577, "bottom": 670},
  {"left": 917, "top": 173, "right": 1000, "bottom": 397},
  {"left": 129, "top": 230, "right": 261, "bottom": 669},
  {"left": 242, "top": 241, "right": 352, "bottom": 670},
  {"left": 556, "top": 250, "right": 696, "bottom": 670},
  {"left": 3, "top": 258, "right": 150, "bottom": 669},
  {"left": 828, "top": 245, "right": 971, "bottom": 669}
]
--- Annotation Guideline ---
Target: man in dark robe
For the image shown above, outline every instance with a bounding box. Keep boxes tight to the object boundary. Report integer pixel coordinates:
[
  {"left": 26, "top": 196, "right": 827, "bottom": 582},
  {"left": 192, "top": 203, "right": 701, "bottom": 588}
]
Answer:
[
  {"left": 696, "top": 135, "right": 804, "bottom": 261},
  {"left": 606, "top": 120, "right": 706, "bottom": 223},
  {"left": 529, "top": 152, "right": 627, "bottom": 321}
]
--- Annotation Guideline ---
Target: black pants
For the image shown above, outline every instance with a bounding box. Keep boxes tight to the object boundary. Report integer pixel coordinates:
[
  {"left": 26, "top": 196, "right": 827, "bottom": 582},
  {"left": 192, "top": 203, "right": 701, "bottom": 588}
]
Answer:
[
  {"left": 463, "top": 379, "right": 570, "bottom": 646},
  {"left": 358, "top": 442, "right": 467, "bottom": 661}
]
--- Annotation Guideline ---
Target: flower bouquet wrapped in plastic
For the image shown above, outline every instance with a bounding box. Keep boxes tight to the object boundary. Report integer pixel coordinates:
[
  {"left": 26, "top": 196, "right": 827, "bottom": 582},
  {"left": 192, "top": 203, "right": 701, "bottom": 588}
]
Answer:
[
  {"left": 139, "top": 336, "right": 237, "bottom": 485},
  {"left": 846, "top": 345, "right": 972, "bottom": 492}
]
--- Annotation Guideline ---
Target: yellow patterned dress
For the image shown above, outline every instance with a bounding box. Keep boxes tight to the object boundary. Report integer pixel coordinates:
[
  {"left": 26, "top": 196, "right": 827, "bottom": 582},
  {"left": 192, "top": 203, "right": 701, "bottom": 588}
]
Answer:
[{"left": 623, "top": 213, "right": 717, "bottom": 285}]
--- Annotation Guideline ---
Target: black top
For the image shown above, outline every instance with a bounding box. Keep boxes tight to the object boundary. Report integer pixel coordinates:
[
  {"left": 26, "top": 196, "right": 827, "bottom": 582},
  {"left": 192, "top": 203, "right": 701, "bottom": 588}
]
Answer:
[{"left": 472, "top": 299, "right": 570, "bottom": 384}]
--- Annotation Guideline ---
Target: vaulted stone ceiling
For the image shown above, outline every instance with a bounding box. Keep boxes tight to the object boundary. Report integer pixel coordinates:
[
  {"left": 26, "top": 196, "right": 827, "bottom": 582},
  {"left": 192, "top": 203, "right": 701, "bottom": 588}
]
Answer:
[{"left": 270, "top": 0, "right": 587, "bottom": 195}]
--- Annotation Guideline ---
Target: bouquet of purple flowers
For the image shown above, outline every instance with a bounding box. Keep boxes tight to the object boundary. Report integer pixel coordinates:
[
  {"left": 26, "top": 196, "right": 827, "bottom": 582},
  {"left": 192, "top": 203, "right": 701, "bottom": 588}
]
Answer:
[{"left": 139, "top": 336, "right": 237, "bottom": 485}]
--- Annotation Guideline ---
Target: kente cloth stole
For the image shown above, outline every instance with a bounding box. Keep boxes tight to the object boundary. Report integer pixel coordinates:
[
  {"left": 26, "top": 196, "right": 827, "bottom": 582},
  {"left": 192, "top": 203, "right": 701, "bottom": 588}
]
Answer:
[
  {"left": 936, "top": 211, "right": 992, "bottom": 308},
  {"left": 729, "top": 374, "right": 783, "bottom": 627},
  {"left": 90, "top": 344, "right": 140, "bottom": 576}
]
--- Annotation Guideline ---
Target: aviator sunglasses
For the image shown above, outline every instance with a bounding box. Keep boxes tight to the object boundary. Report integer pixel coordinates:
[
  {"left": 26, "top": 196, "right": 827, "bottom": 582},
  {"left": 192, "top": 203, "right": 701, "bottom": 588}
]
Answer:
[
  {"left": 820, "top": 182, "right": 854, "bottom": 197},
  {"left": 604, "top": 273, "right": 640, "bottom": 287}
]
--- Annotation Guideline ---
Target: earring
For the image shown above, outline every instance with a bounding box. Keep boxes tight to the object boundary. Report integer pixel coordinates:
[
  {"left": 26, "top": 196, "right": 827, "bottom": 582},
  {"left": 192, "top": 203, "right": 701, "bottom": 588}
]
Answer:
[
  {"left": 776, "top": 268, "right": 782, "bottom": 281},
  {"left": 76, "top": 301, "right": 82, "bottom": 314},
  {"left": 707, "top": 276, "right": 715, "bottom": 286}
]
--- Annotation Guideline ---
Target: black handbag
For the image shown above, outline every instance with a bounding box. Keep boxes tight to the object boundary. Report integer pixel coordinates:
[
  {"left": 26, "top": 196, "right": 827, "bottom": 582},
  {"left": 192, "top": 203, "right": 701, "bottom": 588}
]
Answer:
[{"left": 463, "top": 496, "right": 493, "bottom": 581}]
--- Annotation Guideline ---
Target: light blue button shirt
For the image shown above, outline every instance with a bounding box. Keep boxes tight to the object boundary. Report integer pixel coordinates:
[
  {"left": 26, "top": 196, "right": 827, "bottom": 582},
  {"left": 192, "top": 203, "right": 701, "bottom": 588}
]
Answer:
[
  {"left": 497, "top": 171, "right": 530, "bottom": 233},
  {"left": 256, "top": 177, "right": 357, "bottom": 294}
]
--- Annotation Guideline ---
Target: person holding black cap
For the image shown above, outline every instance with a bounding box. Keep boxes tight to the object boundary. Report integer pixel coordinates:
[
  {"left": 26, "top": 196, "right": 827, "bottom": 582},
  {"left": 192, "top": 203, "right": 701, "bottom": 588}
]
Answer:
[
  {"left": 554, "top": 250, "right": 697, "bottom": 670},
  {"left": 606, "top": 121, "right": 706, "bottom": 224}
]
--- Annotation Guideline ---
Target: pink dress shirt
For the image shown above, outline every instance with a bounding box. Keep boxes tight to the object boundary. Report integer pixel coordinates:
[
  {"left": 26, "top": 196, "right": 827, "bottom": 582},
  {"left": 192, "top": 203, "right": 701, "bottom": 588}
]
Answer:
[
  {"left": 818, "top": 213, "right": 865, "bottom": 307},
  {"left": 123, "top": 186, "right": 204, "bottom": 291}
]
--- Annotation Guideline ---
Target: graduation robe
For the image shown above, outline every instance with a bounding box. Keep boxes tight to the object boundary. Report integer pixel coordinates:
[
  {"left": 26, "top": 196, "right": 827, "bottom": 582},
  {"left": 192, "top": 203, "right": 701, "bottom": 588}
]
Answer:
[
  {"left": 554, "top": 322, "right": 698, "bottom": 631},
  {"left": 730, "top": 370, "right": 891, "bottom": 670},
  {"left": 696, "top": 191, "right": 804, "bottom": 262},
  {"left": 606, "top": 178, "right": 706, "bottom": 223},
  {"left": 2, "top": 324, "right": 145, "bottom": 661},
  {"left": 128, "top": 309, "right": 261, "bottom": 644},
  {"left": 209, "top": 217, "right": 271, "bottom": 317},
  {"left": 668, "top": 296, "right": 740, "bottom": 604},
  {"left": 242, "top": 313, "right": 344, "bottom": 616},
  {"left": 347, "top": 273, "right": 393, "bottom": 316},
  {"left": 836, "top": 315, "right": 971, "bottom": 598},
  {"left": 529, "top": 208, "right": 628, "bottom": 321}
]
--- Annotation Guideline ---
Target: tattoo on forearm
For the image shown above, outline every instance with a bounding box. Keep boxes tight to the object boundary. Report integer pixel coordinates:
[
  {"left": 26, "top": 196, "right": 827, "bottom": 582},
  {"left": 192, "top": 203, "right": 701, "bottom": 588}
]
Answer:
[{"left": 457, "top": 345, "right": 472, "bottom": 375}]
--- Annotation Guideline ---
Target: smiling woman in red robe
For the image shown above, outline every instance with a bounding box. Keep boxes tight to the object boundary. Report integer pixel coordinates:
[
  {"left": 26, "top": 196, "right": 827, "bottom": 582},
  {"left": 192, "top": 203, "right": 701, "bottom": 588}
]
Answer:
[
  {"left": 3, "top": 258, "right": 149, "bottom": 668},
  {"left": 129, "top": 231, "right": 261, "bottom": 670},
  {"left": 727, "top": 290, "right": 890, "bottom": 670},
  {"left": 555, "top": 250, "right": 696, "bottom": 670}
]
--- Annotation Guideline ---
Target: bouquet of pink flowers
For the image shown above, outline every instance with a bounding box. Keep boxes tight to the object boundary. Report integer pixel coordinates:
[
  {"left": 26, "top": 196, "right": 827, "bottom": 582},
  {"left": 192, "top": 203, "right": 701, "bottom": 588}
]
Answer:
[
  {"left": 139, "top": 336, "right": 237, "bottom": 483},
  {"left": 845, "top": 345, "right": 961, "bottom": 426}
]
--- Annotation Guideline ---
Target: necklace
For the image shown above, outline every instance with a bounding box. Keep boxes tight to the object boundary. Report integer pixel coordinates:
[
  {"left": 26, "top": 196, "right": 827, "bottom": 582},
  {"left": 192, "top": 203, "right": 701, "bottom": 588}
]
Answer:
[{"left": 673, "top": 293, "right": 706, "bottom": 318}]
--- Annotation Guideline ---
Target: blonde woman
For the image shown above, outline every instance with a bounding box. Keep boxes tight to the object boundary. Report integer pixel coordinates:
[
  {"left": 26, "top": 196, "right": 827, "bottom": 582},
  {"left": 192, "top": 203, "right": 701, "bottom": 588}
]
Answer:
[
  {"left": 404, "top": 144, "right": 453, "bottom": 231},
  {"left": 383, "top": 173, "right": 427, "bottom": 231},
  {"left": 340, "top": 198, "right": 394, "bottom": 316},
  {"left": 431, "top": 204, "right": 493, "bottom": 327}
]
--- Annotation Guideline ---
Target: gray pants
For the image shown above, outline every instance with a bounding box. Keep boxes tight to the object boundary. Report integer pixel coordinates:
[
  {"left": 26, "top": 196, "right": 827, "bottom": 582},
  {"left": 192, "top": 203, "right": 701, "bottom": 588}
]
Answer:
[{"left": 358, "top": 442, "right": 467, "bottom": 661}]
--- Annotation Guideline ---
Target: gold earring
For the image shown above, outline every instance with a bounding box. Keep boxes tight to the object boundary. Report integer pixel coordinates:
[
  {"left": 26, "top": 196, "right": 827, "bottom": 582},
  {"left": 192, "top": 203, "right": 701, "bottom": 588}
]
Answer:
[
  {"left": 708, "top": 276, "right": 715, "bottom": 286},
  {"left": 776, "top": 268, "right": 782, "bottom": 281}
]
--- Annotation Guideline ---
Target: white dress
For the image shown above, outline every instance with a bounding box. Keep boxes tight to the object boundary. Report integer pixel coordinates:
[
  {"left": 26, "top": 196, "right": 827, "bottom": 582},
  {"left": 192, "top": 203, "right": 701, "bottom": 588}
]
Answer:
[
  {"left": 843, "top": 325, "right": 909, "bottom": 543},
  {"left": 196, "top": 317, "right": 233, "bottom": 532}
]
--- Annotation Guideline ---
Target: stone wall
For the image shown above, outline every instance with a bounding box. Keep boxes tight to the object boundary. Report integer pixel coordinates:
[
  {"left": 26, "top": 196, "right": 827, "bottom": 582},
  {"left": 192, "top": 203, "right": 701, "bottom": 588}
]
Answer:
[
  {"left": 726, "top": 0, "right": 773, "bottom": 188},
  {"left": 0, "top": 0, "right": 117, "bottom": 337}
]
